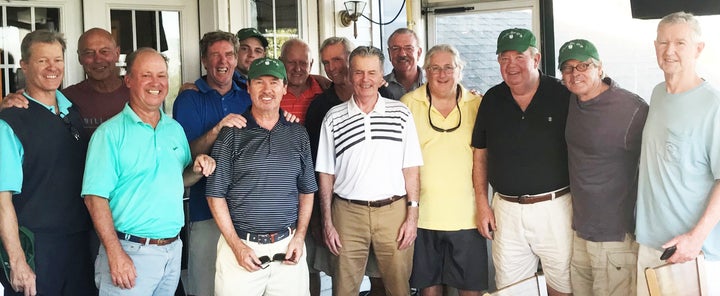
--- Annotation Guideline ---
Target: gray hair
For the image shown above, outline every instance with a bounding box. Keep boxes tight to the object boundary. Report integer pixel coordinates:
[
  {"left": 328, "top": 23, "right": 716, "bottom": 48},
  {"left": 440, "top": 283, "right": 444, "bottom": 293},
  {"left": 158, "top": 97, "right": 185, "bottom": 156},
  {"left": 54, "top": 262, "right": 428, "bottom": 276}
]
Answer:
[
  {"left": 279, "top": 38, "right": 311, "bottom": 62},
  {"left": 387, "top": 28, "right": 421, "bottom": 48},
  {"left": 200, "top": 31, "right": 239, "bottom": 58},
  {"left": 659, "top": 11, "right": 702, "bottom": 41},
  {"left": 349, "top": 46, "right": 385, "bottom": 65},
  {"left": 126, "top": 47, "right": 168, "bottom": 74},
  {"left": 21, "top": 30, "right": 66, "bottom": 62},
  {"left": 320, "top": 37, "right": 354, "bottom": 57},
  {"left": 423, "top": 44, "right": 465, "bottom": 80}
]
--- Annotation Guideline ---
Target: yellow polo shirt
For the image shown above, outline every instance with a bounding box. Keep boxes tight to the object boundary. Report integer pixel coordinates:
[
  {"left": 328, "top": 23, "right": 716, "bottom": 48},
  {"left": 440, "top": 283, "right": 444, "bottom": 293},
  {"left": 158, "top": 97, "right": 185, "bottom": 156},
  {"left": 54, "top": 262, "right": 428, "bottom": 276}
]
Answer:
[{"left": 401, "top": 84, "right": 481, "bottom": 230}]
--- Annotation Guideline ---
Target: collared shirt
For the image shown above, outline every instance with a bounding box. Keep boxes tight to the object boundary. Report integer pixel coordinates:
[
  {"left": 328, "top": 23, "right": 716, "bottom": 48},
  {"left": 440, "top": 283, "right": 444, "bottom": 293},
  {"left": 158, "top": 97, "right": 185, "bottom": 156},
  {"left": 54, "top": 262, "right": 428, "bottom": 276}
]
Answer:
[
  {"left": 0, "top": 90, "right": 73, "bottom": 193},
  {"left": 384, "top": 66, "right": 424, "bottom": 100},
  {"left": 82, "top": 104, "right": 191, "bottom": 238},
  {"left": 401, "top": 83, "right": 481, "bottom": 231},
  {"left": 173, "top": 77, "right": 252, "bottom": 222},
  {"left": 567, "top": 77, "right": 648, "bottom": 242},
  {"left": 206, "top": 109, "right": 317, "bottom": 234},
  {"left": 233, "top": 70, "right": 248, "bottom": 90},
  {"left": 471, "top": 72, "right": 570, "bottom": 196},
  {"left": 280, "top": 76, "right": 325, "bottom": 124},
  {"left": 315, "top": 94, "right": 423, "bottom": 201},
  {"left": 637, "top": 81, "right": 720, "bottom": 260}
]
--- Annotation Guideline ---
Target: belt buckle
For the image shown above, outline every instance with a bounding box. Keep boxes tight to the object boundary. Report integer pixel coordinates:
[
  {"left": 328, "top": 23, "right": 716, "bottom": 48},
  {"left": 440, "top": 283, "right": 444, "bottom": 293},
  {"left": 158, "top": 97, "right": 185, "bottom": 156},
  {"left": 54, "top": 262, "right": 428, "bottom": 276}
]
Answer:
[
  {"left": 366, "top": 200, "right": 372, "bottom": 207},
  {"left": 519, "top": 194, "right": 531, "bottom": 204},
  {"left": 269, "top": 232, "right": 278, "bottom": 243},
  {"left": 156, "top": 238, "right": 166, "bottom": 245}
]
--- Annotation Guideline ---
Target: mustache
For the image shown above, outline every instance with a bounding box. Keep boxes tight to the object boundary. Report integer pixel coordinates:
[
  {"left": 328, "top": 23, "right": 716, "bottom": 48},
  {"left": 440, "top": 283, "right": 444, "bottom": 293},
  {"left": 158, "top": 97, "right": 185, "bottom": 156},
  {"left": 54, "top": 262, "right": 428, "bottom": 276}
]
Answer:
[{"left": 396, "top": 56, "right": 411, "bottom": 62}]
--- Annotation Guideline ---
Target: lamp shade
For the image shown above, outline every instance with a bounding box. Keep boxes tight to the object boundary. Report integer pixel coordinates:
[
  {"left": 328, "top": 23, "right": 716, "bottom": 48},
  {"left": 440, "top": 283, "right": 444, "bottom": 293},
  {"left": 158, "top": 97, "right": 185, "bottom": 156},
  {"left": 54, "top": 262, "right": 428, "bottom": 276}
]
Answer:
[{"left": 344, "top": 1, "right": 366, "bottom": 17}]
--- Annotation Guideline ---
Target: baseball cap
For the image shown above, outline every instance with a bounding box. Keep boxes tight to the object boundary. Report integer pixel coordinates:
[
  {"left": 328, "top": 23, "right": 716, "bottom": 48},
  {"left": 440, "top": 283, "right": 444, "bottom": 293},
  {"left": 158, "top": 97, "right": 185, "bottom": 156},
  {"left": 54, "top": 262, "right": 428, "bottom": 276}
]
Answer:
[
  {"left": 558, "top": 39, "right": 600, "bottom": 67},
  {"left": 248, "top": 58, "right": 287, "bottom": 80},
  {"left": 236, "top": 28, "right": 269, "bottom": 48},
  {"left": 496, "top": 28, "right": 537, "bottom": 54}
]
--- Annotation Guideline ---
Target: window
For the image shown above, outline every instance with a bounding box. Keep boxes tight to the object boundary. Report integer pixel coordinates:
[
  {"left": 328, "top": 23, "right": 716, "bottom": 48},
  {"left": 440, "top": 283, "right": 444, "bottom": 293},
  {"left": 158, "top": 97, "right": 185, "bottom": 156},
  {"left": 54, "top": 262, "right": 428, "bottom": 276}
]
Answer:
[
  {"left": 553, "top": 0, "right": 720, "bottom": 100},
  {"left": 0, "top": 5, "right": 61, "bottom": 96},
  {"left": 251, "top": 0, "right": 300, "bottom": 58}
]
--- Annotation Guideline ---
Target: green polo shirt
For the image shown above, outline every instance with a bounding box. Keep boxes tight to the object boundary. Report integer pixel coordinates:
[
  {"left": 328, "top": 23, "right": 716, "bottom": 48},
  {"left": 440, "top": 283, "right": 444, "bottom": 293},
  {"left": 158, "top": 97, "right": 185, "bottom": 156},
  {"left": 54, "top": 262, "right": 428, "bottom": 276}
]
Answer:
[{"left": 82, "top": 104, "right": 191, "bottom": 238}]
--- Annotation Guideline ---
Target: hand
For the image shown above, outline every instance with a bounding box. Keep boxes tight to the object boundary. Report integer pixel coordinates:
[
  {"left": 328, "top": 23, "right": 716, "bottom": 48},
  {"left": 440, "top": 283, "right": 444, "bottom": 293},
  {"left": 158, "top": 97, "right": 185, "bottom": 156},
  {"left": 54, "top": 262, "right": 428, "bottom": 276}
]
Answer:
[
  {"left": 230, "top": 243, "right": 262, "bottom": 272},
  {"left": 192, "top": 154, "right": 215, "bottom": 177},
  {"left": 213, "top": 114, "right": 247, "bottom": 134},
  {"left": 662, "top": 232, "right": 704, "bottom": 263},
  {"left": 1, "top": 91, "right": 29, "bottom": 111},
  {"left": 178, "top": 82, "right": 199, "bottom": 92},
  {"left": 284, "top": 236, "right": 304, "bottom": 265},
  {"left": 323, "top": 223, "right": 343, "bottom": 256},
  {"left": 9, "top": 260, "right": 36, "bottom": 296},
  {"left": 282, "top": 110, "right": 299, "bottom": 123},
  {"left": 396, "top": 216, "right": 418, "bottom": 250},
  {"left": 475, "top": 203, "right": 496, "bottom": 240},
  {"left": 107, "top": 249, "right": 137, "bottom": 289}
]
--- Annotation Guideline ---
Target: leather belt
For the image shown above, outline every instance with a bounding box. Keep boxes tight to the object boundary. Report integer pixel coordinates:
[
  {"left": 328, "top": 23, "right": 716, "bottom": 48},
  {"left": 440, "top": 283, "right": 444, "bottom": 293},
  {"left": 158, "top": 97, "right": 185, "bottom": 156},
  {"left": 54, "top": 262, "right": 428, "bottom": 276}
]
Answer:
[
  {"left": 237, "top": 227, "right": 294, "bottom": 244},
  {"left": 498, "top": 187, "right": 570, "bottom": 205},
  {"left": 116, "top": 231, "right": 179, "bottom": 246},
  {"left": 334, "top": 194, "right": 405, "bottom": 207}
]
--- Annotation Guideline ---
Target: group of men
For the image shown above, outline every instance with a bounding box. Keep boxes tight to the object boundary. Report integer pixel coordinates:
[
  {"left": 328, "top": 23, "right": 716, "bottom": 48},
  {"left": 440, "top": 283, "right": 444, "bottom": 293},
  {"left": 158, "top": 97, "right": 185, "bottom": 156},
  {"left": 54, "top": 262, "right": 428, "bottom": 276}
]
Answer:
[{"left": 1, "top": 10, "right": 719, "bottom": 296}]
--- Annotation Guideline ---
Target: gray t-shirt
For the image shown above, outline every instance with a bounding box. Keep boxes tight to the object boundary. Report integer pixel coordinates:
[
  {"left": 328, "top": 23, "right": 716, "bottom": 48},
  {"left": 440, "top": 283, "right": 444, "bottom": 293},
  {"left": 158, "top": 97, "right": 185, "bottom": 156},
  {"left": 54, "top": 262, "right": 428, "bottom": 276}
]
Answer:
[{"left": 566, "top": 77, "right": 648, "bottom": 242}]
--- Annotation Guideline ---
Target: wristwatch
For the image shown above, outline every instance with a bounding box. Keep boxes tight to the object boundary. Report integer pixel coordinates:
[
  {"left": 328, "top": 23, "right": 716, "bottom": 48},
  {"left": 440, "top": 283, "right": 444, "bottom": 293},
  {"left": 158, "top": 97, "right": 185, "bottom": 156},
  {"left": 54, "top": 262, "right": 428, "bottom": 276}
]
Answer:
[{"left": 407, "top": 201, "right": 419, "bottom": 207}]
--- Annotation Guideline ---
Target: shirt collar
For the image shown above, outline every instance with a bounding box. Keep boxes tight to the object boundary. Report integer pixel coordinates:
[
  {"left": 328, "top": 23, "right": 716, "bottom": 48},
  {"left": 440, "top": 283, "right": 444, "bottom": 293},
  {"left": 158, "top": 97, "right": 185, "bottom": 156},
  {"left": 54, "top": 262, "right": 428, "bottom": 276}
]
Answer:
[
  {"left": 386, "top": 66, "right": 425, "bottom": 87},
  {"left": 196, "top": 76, "right": 242, "bottom": 94},
  {"left": 242, "top": 107, "right": 290, "bottom": 129},
  {"left": 348, "top": 93, "right": 386, "bottom": 116},
  {"left": 122, "top": 103, "right": 169, "bottom": 126},
  {"left": 23, "top": 90, "right": 73, "bottom": 117}
]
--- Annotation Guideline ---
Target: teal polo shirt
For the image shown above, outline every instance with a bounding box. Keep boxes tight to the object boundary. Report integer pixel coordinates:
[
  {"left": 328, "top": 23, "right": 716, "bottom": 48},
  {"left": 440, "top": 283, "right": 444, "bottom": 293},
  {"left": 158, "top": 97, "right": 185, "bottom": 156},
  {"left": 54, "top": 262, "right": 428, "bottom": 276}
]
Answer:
[
  {"left": 82, "top": 104, "right": 191, "bottom": 238},
  {"left": 0, "top": 91, "right": 73, "bottom": 194}
]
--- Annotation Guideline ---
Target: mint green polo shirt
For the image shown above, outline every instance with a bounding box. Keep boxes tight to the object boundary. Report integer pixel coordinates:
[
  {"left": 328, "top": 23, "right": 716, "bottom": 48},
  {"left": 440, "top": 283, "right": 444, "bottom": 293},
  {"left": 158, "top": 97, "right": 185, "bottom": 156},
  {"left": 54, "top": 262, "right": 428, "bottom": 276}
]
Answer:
[
  {"left": 82, "top": 104, "right": 191, "bottom": 238},
  {"left": 0, "top": 91, "right": 73, "bottom": 194}
]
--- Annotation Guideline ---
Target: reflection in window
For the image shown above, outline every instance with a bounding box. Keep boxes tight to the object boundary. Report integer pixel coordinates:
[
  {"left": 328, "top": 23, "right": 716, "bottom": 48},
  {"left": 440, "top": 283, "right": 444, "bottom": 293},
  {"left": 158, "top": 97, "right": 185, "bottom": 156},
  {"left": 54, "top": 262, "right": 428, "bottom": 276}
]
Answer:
[
  {"left": 110, "top": 10, "right": 181, "bottom": 114},
  {"left": 251, "top": 0, "right": 300, "bottom": 58},
  {"left": 0, "top": 6, "right": 61, "bottom": 96}
]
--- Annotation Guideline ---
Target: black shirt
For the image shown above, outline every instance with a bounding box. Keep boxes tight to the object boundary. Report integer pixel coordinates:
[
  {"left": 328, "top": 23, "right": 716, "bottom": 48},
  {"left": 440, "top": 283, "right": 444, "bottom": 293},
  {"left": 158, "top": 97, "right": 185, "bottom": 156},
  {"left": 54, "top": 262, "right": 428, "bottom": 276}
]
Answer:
[{"left": 471, "top": 73, "right": 570, "bottom": 196}]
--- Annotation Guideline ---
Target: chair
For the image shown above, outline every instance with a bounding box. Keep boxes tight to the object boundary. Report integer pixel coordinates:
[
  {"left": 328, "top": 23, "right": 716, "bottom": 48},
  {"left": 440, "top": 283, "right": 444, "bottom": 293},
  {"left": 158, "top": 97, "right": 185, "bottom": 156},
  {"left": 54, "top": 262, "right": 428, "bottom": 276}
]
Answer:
[
  {"left": 483, "top": 273, "right": 548, "bottom": 296},
  {"left": 645, "top": 253, "right": 707, "bottom": 296}
]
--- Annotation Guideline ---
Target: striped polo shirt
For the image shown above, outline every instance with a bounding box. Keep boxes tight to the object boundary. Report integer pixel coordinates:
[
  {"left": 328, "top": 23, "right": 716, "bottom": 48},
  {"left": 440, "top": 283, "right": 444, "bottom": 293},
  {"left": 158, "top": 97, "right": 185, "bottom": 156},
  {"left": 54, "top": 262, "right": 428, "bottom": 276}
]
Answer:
[
  {"left": 315, "top": 94, "right": 423, "bottom": 201},
  {"left": 206, "top": 109, "right": 318, "bottom": 234}
]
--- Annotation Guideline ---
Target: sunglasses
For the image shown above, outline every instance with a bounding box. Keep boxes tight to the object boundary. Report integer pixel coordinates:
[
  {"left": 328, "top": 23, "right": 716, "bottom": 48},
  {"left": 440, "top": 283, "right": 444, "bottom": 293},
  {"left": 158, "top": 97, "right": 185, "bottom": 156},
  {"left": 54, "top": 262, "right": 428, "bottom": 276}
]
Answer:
[
  {"left": 427, "top": 84, "right": 462, "bottom": 133},
  {"left": 62, "top": 115, "right": 81, "bottom": 141},
  {"left": 257, "top": 253, "right": 288, "bottom": 269}
]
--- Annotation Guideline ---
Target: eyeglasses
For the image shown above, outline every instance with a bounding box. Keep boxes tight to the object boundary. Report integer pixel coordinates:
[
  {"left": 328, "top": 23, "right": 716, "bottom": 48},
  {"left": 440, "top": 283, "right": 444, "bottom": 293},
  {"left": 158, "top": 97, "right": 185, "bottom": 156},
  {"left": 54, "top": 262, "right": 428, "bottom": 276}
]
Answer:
[
  {"left": 62, "top": 115, "right": 81, "bottom": 141},
  {"left": 389, "top": 45, "right": 416, "bottom": 53},
  {"left": 426, "top": 65, "right": 457, "bottom": 75},
  {"left": 560, "top": 62, "right": 593, "bottom": 74},
  {"left": 427, "top": 84, "right": 462, "bottom": 133},
  {"left": 257, "top": 253, "right": 287, "bottom": 269}
]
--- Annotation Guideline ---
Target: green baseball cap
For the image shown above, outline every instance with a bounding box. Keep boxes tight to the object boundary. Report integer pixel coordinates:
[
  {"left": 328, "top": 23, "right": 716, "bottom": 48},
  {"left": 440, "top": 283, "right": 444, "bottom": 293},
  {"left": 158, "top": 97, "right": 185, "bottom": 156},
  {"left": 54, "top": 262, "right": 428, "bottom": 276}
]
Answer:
[
  {"left": 236, "top": 28, "right": 269, "bottom": 48},
  {"left": 248, "top": 58, "right": 287, "bottom": 80},
  {"left": 558, "top": 39, "right": 600, "bottom": 67},
  {"left": 496, "top": 28, "right": 537, "bottom": 54}
]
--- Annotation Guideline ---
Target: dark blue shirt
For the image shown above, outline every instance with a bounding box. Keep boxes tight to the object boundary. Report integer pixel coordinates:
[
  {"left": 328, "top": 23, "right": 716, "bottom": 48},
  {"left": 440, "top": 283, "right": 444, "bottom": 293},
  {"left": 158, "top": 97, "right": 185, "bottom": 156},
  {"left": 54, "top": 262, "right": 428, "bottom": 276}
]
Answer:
[
  {"left": 206, "top": 109, "right": 318, "bottom": 233},
  {"left": 173, "top": 77, "right": 251, "bottom": 221}
]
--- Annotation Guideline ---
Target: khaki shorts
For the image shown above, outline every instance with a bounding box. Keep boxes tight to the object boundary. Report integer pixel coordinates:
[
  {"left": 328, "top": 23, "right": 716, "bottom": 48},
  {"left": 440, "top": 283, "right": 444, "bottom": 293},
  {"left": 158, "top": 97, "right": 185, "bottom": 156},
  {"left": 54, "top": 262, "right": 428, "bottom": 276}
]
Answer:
[
  {"left": 571, "top": 232, "right": 638, "bottom": 296},
  {"left": 491, "top": 192, "right": 573, "bottom": 293}
]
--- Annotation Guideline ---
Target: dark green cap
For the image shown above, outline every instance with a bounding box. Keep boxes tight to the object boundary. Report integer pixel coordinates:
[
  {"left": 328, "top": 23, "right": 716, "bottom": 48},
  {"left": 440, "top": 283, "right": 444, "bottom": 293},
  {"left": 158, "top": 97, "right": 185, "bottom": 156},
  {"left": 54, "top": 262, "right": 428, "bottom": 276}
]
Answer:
[
  {"left": 248, "top": 58, "right": 287, "bottom": 80},
  {"left": 496, "top": 28, "right": 537, "bottom": 54},
  {"left": 236, "top": 28, "right": 269, "bottom": 48},
  {"left": 558, "top": 39, "right": 600, "bottom": 67}
]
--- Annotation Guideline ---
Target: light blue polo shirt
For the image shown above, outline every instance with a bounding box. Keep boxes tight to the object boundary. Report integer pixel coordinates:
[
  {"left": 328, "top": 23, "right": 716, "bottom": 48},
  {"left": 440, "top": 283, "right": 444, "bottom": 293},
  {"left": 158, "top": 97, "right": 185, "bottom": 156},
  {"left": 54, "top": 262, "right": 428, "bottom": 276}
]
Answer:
[
  {"left": 0, "top": 91, "right": 73, "bottom": 194},
  {"left": 82, "top": 104, "right": 191, "bottom": 238}
]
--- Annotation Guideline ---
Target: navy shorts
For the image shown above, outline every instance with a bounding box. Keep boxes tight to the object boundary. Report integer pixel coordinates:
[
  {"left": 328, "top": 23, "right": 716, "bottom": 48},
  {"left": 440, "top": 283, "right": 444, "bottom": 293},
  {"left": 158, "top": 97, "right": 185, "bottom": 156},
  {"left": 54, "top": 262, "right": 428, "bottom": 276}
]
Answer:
[{"left": 410, "top": 228, "right": 489, "bottom": 291}]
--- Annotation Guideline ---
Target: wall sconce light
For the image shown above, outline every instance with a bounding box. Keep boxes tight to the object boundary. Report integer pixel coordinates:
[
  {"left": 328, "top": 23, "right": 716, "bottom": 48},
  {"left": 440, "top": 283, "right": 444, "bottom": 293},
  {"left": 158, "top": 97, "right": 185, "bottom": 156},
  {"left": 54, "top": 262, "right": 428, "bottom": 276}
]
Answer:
[{"left": 339, "top": 0, "right": 366, "bottom": 38}]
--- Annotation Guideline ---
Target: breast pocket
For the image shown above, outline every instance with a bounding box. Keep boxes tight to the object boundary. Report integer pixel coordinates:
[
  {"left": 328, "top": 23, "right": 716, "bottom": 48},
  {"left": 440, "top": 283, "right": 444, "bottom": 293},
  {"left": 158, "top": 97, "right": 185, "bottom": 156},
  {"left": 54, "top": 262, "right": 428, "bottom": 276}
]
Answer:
[{"left": 663, "top": 128, "right": 689, "bottom": 163}]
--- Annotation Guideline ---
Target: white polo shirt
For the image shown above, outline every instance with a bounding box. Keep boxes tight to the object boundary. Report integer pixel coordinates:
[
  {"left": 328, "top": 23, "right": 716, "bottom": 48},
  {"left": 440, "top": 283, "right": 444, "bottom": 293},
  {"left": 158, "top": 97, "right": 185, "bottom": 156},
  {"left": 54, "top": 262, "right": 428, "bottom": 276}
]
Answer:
[{"left": 315, "top": 94, "right": 423, "bottom": 201}]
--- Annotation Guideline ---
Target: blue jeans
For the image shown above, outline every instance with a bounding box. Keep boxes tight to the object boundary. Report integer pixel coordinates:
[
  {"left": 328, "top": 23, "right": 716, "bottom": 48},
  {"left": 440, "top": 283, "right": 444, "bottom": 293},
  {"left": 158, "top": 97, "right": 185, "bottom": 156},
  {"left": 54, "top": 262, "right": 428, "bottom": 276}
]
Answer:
[{"left": 95, "top": 239, "right": 182, "bottom": 296}]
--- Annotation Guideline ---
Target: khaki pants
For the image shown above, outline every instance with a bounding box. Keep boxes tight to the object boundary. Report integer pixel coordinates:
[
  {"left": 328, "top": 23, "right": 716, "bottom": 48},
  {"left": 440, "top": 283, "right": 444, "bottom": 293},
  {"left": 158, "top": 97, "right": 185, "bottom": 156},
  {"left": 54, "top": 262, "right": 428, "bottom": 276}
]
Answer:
[
  {"left": 332, "top": 197, "right": 413, "bottom": 296},
  {"left": 571, "top": 233, "right": 638, "bottom": 296}
]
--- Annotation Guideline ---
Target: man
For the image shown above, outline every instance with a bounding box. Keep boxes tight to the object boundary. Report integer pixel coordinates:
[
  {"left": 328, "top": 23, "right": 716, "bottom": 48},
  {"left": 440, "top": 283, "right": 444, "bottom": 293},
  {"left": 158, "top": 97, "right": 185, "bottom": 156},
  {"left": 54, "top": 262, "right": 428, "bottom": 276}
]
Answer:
[
  {"left": 206, "top": 57, "right": 317, "bottom": 296},
  {"left": 234, "top": 28, "right": 269, "bottom": 87},
  {"left": 636, "top": 11, "right": 720, "bottom": 296},
  {"left": 173, "top": 30, "right": 251, "bottom": 296},
  {"left": 1, "top": 28, "right": 129, "bottom": 136},
  {"left": 0, "top": 29, "right": 95, "bottom": 296},
  {"left": 384, "top": 28, "right": 424, "bottom": 100},
  {"left": 560, "top": 39, "right": 648, "bottom": 296},
  {"left": 278, "top": 38, "right": 331, "bottom": 124},
  {"left": 82, "top": 48, "right": 215, "bottom": 295},
  {"left": 316, "top": 46, "right": 422, "bottom": 296},
  {"left": 401, "top": 44, "right": 486, "bottom": 296},
  {"left": 471, "top": 28, "right": 572, "bottom": 296}
]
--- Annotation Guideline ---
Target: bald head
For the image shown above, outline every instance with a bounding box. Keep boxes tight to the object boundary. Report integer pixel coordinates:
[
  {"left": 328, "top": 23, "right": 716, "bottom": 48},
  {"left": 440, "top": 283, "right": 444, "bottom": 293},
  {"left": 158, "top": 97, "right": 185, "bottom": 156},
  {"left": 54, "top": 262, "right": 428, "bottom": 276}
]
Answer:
[
  {"left": 77, "top": 28, "right": 121, "bottom": 82},
  {"left": 279, "top": 38, "right": 313, "bottom": 88}
]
